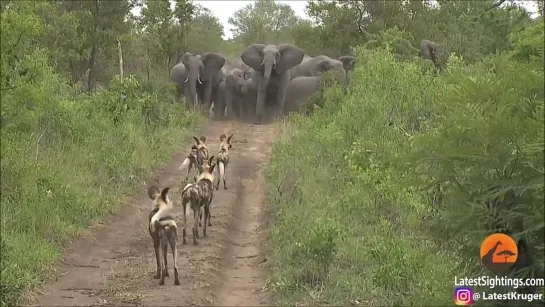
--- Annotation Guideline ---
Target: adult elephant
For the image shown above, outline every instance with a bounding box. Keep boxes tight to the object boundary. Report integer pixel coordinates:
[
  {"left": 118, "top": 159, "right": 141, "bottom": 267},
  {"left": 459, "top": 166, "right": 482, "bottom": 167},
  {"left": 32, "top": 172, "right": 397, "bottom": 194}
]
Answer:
[
  {"left": 241, "top": 43, "right": 305, "bottom": 124},
  {"left": 169, "top": 52, "right": 225, "bottom": 109},
  {"left": 213, "top": 68, "right": 251, "bottom": 119},
  {"left": 284, "top": 76, "right": 322, "bottom": 115},
  {"left": 288, "top": 55, "right": 350, "bottom": 91},
  {"left": 419, "top": 39, "right": 442, "bottom": 71}
]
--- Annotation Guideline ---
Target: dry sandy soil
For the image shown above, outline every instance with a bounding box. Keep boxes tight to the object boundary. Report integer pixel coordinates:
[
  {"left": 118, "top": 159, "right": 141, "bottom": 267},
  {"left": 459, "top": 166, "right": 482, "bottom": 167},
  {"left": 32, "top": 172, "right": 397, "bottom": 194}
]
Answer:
[{"left": 32, "top": 119, "right": 276, "bottom": 306}]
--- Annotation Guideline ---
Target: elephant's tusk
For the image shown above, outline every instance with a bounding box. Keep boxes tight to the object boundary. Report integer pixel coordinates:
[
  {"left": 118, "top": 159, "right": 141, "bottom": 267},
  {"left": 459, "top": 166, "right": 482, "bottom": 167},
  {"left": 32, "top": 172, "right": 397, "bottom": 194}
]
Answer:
[
  {"left": 184, "top": 78, "right": 188, "bottom": 83},
  {"left": 198, "top": 78, "right": 202, "bottom": 84}
]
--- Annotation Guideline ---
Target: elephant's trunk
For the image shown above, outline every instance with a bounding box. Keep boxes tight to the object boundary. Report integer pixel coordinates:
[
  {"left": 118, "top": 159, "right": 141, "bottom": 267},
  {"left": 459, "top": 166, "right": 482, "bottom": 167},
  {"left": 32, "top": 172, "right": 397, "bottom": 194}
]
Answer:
[
  {"left": 185, "top": 68, "right": 202, "bottom": 107},
  {"left": 262, "top": 55, "right": 274, "bottom": 89}
]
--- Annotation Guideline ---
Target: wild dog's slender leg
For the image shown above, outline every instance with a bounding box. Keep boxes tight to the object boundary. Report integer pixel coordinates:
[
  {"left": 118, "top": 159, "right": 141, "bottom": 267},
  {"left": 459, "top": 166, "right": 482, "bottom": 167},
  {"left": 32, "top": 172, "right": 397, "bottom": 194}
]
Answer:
[
  {"left": 223, "top": 164, "right": 227, "bottom": 190},
  {"left": 159, "top": 243, "right": 166, "bottom": 285},
  {"left": 182, "top": 201, "right": 188, "bottom": 245},
  {"left": 153, "top": 238, "right": 161, "bottom": 279},
  {"left": 192, "top": 203, "right": 199, "bottom": 245},
  {"left": 199, "top": 210, "right": 202, "bottom": 227},
  {"left": 203, "top": 204, "right": 210, "bottom": 237},
  {"left": 207, "top": 195, "right": 213, "bottom": 226},
  {"left": 169, "top": 230, "right": 180, "bottom": 285},
  {"left": 185, "top": 161, "right": 193, "bottom": 183},
  {"left": 162, "top": 242, "right": 169, "bottom": 277}
]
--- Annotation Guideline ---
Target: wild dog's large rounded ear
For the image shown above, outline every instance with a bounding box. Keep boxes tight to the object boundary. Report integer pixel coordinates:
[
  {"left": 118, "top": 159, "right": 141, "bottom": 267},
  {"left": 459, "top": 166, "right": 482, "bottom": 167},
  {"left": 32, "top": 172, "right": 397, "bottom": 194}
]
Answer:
[
  {"left": 147, "top": 186, "right": 160, "bottom": 200},
  {"left": 219, "top": 134, "right": 227, "bottom": 142},
  {"left": 199, "top": 136, "right": 207, "bottom": 143},
  {"left": 160, "top": 187, "right": 170, "bottom": 202},
  {"left": 193, "top": 136, "right": 200, "bottom": 145},
  {"left": 227, "top": 134, "right": 234, "bottom": 143}
]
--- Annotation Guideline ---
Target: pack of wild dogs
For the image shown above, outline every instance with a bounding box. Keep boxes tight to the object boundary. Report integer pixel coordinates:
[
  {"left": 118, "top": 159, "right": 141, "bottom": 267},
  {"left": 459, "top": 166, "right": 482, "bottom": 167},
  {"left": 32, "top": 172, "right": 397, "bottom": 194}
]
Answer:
[{"left": 147, "top": 134, "right": 233, "bottom": 285}]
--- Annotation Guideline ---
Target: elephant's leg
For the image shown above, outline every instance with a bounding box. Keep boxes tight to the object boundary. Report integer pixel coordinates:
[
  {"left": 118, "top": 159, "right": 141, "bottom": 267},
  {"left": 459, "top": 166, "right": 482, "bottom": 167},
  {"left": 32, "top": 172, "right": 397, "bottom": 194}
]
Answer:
[
  {"left": 275, "top": 76, "right": 289, "bottom": 118},
  {"left": 225, "top": 87, "right": 234, "bottom": 119}
]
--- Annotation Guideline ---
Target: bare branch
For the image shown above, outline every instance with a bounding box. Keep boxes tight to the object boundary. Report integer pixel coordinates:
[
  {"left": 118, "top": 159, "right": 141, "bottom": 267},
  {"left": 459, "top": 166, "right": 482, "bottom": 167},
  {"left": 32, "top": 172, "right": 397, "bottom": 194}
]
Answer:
[
  {"left": 5, "top": 30, "right": 26, "bottom": 55},
  {"left": 484, "top": 0, "right": 507, "bottom": 12}
]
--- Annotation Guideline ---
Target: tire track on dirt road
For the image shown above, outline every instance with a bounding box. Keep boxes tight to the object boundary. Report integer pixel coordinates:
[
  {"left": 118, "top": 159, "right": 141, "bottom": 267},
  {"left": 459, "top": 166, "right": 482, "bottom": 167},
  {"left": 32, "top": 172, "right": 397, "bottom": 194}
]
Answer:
[{"left": 33, "top": 119, "right": 275, "bottom": 306}]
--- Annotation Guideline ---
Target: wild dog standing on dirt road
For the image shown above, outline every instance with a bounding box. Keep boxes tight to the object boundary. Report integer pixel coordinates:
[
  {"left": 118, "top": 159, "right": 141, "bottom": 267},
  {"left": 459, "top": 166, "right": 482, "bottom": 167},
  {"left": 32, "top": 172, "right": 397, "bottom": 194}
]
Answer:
[
  {"left": 180, "top": 155, "right": 216, "bottom": 245},
  {"left": 215, "top": 134, "right": 233, "bottom": 190},
  {"left": 194, "top": 136, "right": 209, "bottom": 166},
  {"left": 148, "top": 186, "right": 180, "bottom": 286},
  {"left": 180, "top": 136, "right": 209, "bottom": 183}
]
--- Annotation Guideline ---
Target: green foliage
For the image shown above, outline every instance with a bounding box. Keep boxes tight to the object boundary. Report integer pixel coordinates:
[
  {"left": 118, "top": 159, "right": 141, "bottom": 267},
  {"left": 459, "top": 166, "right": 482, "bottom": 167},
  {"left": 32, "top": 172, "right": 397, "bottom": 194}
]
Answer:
[
  {"left": 266, "top": 31, "right": 544, "bottom": 306},
  {"left": 363, "top": 27, "right": 420, "bottom": 61},
  {"left": 0, "top": 2, "right": 202, "bottom": 306},
  {"left": 184, "top": 5, "right": 224, "bottom": 53},
  {"left": 227, "top": 0, "right": 301, "bottom": 46}
]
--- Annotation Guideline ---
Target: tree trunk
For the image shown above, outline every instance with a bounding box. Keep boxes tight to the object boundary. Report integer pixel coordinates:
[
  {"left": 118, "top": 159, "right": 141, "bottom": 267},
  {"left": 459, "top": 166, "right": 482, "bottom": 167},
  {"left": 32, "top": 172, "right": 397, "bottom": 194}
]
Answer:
[
  {"left": 87, "top": 0, "right": 100, "bottom": 92},
  {"left": 117, "top": 39, "right": 123, "bottom": 80}
]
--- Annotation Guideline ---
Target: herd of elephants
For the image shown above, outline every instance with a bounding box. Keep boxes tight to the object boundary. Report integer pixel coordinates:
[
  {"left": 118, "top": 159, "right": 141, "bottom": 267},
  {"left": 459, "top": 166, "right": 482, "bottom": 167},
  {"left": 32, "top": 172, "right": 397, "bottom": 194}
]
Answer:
[{"left": 169, "top": 40, "right": 440, "bottom": 124}]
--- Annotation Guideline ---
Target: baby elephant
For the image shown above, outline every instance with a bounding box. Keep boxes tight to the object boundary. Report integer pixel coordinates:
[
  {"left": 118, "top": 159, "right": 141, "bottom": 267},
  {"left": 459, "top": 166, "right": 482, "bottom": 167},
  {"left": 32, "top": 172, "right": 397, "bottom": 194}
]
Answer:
[{"left": 214, "top": 68, "right": 249, "bottom": 118}]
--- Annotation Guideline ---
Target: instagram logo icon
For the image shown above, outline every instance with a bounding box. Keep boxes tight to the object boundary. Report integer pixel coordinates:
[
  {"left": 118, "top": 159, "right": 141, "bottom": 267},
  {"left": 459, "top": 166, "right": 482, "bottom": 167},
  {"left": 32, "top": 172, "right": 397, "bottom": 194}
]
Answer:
[{"left": 454, "top": 287, "right": 474, "bottom": 305}]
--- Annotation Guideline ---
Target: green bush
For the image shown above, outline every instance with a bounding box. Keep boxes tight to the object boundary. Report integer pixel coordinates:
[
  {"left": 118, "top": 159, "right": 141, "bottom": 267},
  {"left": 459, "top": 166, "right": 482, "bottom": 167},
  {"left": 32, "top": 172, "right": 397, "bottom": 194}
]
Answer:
[
  {"left": 0, "top": 70, "right": 199, "bottom": 306},
  {"left": 266, "top": 36, "right": 543, "bottom": 305}
]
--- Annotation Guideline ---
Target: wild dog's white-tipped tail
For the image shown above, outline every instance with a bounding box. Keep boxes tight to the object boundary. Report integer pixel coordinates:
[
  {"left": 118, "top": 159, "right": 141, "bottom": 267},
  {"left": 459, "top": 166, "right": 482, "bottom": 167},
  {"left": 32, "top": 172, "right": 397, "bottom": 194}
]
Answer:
[
  {"left": 219, "top": 161, "right": 225, "bottom": 183},
  {"left": 182, "top": 183, "right": 193, "bottom": 193},
  {"left": 179, "top": 157, "right": 191, "bottom": 170}
]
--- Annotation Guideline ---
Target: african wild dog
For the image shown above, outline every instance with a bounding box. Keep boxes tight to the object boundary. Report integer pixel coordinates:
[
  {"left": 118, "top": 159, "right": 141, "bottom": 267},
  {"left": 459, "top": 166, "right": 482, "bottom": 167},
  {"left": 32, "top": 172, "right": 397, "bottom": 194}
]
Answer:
[
  {"left": 180, "top": 136, "right": 209, "bottom": 183},
  {"left": 215, "top": 134, "right": 233, "bottom": 190},
  {"left": 180, "top": 155, "right": 216, "bottom": 245},
  {"left": 148, "top": 186, "right": 180, "bottom": 286}
]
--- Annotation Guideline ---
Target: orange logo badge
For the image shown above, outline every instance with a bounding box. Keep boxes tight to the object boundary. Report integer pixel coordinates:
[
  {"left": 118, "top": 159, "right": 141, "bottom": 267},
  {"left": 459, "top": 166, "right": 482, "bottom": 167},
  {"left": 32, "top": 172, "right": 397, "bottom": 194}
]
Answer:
[{"left": 480, "top": 233, "right": 518, "bottom": 273}]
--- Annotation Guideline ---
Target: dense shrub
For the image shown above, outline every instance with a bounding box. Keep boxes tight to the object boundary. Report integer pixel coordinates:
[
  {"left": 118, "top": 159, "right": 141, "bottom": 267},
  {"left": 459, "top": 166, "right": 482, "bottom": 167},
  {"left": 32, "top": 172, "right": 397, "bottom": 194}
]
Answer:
[
  {"left": 1, "top": 70, "right": 199, "bottom": 307},
  {"left": 266, "top": 27, "right": 544, "bottom": 305}
]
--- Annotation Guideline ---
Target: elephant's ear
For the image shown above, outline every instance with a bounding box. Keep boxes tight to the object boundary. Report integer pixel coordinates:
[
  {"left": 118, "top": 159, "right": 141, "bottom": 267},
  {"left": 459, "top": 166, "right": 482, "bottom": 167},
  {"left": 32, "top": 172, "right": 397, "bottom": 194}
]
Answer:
[
  {"left": 276, "top": 44, "right": 304, "bottom": 74},
  {"left": 182, "top": 52, "right": 192, "bottom": 67},
  {"left": 241, "top": 44, "right": 266, "bottom": 72},
  {"left": 201, "top": 52, "right": 225, "bottom": 81}
]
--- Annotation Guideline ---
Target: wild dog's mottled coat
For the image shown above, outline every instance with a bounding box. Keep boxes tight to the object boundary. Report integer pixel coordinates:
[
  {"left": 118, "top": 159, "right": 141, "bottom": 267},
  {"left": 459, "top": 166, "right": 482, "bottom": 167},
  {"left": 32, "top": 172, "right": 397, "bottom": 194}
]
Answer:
[
  {"left": 180, "top": 155, "right": 216, "bottom": 245},
  {"left": 148, "top": 186, "right": 180, "bottom": 286}
]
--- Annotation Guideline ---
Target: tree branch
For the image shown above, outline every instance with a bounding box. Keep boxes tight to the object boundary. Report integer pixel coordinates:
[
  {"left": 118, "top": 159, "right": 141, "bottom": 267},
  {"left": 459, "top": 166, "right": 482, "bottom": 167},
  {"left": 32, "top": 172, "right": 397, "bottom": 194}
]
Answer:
[
  {"left": 0, "top": 73, "right": 38, "bottom": 91},
  {"left": 484, "top": 0, "right": 507, "bottom": 12},
  {"left": 5, "top": 30, "right": 26, "bottom": 55}
]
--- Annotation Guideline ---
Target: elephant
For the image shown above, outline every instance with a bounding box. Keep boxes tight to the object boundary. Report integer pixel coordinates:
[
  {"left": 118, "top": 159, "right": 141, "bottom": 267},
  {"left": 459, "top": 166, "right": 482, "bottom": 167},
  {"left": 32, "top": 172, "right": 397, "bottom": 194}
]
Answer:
[
  {"left": 288, "top": 55, "right": 346, "bottom": 80},
  {"left": 419, "top": 39, "right": 442, "bottom": 71},
  {"left": 288, "top": 55, "right": 355, "bottom": 92},
  {"left": 284, "top": 76, "right": 322, "bottom": 115},
  {"left": 169, "top": 52, "right": 225, "bottom": 109},
  {"left": 213, "top": 68, "right": 252, "bottom": 119},
  {"left": 240, "top": 43, "right": 305, "bottom": 124}
]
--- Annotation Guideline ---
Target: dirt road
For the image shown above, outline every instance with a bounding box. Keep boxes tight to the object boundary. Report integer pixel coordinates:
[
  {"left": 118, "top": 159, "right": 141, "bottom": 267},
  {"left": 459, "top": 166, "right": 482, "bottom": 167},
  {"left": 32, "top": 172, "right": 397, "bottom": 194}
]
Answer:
[{"left": 33, "top": 119, "right": 275, "bottom": 306}]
